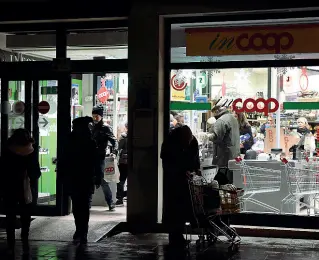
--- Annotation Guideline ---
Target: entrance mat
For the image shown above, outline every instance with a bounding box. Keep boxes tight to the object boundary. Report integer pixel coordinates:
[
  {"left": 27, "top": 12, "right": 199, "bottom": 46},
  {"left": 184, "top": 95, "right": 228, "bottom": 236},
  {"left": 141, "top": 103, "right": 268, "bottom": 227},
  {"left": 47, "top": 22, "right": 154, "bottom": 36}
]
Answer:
[{"left": 15, "top": 218, "right": 119, "bottom": 242}]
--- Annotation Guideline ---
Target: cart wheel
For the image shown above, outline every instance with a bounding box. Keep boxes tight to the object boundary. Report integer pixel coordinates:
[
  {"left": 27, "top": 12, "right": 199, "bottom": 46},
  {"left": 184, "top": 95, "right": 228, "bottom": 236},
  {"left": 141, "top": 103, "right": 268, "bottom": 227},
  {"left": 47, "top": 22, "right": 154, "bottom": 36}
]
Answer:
[
  {"left": 230, "top": 227, "right": 238, "bottom": 239},
  {"left": 207, "top": 234, "right": 217, "bottom": 245},
  {"left": 228, "top": 243, "right": 240, "bottom": 253}
]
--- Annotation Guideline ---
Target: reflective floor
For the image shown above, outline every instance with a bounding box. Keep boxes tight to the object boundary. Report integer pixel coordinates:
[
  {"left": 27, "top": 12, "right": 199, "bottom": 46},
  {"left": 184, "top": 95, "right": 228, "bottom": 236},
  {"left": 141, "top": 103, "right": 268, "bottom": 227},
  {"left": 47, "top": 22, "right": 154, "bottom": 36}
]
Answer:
[{"left": 1, "top": 233, "right": 319, "bottom": 259}]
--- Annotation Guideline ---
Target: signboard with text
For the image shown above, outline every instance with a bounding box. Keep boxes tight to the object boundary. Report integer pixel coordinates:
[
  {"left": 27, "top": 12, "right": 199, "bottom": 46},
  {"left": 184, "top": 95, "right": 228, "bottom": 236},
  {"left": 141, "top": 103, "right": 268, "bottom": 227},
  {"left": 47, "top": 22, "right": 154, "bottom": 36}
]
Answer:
[{"left": 186, "top": 24, "right": 319, "bottom": 56}]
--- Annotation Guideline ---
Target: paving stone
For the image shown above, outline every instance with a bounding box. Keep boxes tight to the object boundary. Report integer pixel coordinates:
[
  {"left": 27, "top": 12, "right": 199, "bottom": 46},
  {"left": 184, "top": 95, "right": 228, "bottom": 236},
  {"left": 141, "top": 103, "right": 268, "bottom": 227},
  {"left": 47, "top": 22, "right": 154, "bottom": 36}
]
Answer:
[{"left": 0, "top": 234, "right": 318, "bottom": 259}]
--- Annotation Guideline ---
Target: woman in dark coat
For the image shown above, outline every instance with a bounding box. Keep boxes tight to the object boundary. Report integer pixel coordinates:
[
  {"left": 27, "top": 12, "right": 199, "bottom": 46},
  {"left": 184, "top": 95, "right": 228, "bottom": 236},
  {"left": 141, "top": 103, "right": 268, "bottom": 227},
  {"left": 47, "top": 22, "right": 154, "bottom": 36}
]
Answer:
[
  {"left": 0, "top": 129, "right": 41, "bottom": 256},
  {"left": 235, "top": 112, "right": 254, "bottom": 154},
  {"left": 58, "top": 116, "right": 99, "bottom": 245},
  {"left": 161, "top": 125, "right": 200, "bottom": 247}
]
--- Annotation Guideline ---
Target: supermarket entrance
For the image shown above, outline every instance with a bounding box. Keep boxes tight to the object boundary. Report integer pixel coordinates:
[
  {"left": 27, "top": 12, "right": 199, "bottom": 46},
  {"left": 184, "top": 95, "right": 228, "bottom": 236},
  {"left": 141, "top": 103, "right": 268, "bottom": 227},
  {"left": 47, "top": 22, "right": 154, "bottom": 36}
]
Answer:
[{"left": 0, "top": 60, "right": 128, "bottom": 219}]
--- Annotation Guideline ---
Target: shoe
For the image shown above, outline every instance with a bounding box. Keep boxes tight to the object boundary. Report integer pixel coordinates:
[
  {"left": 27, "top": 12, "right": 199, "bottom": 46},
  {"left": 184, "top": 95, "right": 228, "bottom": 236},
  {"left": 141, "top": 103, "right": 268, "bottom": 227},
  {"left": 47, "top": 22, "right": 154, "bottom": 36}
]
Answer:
[
  {"left": 115, "top": 200, "right": 124, "bottom": 207},
  {"left": 73, "top": 232, "right": 81, "bottom": 244},
  {"left": 109, "top": 204, "right": 116, "bottom": 211},
  {"left": 80, "top": 237, "right": 88, "bottom": 245}
]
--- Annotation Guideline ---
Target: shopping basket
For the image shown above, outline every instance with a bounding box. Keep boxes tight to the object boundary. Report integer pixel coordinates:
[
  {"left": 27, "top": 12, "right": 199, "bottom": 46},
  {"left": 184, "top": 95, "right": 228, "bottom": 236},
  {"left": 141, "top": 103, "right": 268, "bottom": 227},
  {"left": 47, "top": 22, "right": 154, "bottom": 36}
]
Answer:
[{"left": 235, "top": 157, "right": 281, "bottom": 213}]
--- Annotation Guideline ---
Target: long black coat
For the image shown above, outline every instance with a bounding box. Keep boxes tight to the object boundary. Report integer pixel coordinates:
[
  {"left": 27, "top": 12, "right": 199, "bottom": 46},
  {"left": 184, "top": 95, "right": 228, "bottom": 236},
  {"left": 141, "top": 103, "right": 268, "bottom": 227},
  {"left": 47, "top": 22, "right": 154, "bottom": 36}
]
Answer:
[
  {"left": 161, "top": 129, "right": 200, "bottom": 228},
  {"left": 0, "top": 142, "right": 41, "bottom": 205},
  {"left": 58, "top": 133, "right": 99, "bottom": 195}
]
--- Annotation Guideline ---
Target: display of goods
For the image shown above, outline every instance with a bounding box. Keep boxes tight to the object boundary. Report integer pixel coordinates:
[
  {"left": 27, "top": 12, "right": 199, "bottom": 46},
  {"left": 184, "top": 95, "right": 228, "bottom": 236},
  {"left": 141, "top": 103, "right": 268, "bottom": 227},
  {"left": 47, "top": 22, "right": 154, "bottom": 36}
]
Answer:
[{"left": 219, "top": 187, "right": 244, "bottom": 214}]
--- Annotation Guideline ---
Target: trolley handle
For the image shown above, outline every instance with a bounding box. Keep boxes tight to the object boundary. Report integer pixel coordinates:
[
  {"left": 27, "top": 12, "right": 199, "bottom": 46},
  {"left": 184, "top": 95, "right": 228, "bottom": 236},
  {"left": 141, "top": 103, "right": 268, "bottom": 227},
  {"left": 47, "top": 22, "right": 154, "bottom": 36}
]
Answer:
[{"left": 281, "top": 158, "right": 288, "bottom": 164}]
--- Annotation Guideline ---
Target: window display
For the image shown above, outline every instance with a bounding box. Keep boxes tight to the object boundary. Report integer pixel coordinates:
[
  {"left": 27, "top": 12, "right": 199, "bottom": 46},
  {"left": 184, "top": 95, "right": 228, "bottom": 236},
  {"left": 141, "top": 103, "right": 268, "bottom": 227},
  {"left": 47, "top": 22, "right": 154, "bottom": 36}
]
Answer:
[
  {"left": 170, "top": 66, "right": 319, "bottom": 217},
  {"left": 95, "top": 73, "right": 128, "bottom": 139}
]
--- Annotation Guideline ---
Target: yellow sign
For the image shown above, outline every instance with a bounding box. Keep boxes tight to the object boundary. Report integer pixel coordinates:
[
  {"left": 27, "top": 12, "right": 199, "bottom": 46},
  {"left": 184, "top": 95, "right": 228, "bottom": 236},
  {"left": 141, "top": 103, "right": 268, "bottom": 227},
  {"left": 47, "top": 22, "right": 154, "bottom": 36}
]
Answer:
[
  {"left": 186, "top": 24, "right": 319, "bottom": 56},
  {"left": 171, "top": 88, "right": 185, "bottom": 101}
]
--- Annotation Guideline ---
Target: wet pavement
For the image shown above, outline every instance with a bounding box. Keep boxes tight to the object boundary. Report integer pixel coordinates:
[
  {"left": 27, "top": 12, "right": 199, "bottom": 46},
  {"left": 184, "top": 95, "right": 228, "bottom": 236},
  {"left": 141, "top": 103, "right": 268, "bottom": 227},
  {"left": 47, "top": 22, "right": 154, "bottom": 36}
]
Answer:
[{"left": 0, "top": 233, "right": 319, "bottom": 259}]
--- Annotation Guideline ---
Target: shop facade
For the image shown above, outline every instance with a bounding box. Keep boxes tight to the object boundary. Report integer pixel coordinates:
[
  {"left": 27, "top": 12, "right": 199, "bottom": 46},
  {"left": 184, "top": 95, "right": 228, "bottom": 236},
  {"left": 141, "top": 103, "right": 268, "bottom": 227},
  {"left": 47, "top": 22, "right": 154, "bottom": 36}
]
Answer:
[{"left": 0, "top": 4, "right": 319, "bottom": 232}]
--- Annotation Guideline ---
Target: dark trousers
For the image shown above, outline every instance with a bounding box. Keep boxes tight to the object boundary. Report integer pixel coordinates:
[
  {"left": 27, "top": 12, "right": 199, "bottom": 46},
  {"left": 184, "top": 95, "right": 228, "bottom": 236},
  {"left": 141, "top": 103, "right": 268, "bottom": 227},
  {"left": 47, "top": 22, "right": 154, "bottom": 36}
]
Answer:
[
  {"left": 4, "top": 199, "right": 32, "bottom": 248},
  {"left": 101, "top": 179, "right": 113, "bottom": 206},
  {"left": 71, "top": 193, "right": 92, "bottom": 238},
  {"left": 116, "top": 164, "right": 128, "bottom": 201}
]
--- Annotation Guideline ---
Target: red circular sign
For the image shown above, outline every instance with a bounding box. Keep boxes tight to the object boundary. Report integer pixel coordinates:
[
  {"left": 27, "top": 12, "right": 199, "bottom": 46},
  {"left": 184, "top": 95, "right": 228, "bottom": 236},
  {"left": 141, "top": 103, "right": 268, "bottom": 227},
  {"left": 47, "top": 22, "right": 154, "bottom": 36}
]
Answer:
[
  {"left": 97, "top": 87, "right": 109, "bottom": 103},
  {"left": 38, "top": 101, "right": 50, "bottom": 114},
  {"left": 170, "top": 74, "right": 187, "bottom": 91}
]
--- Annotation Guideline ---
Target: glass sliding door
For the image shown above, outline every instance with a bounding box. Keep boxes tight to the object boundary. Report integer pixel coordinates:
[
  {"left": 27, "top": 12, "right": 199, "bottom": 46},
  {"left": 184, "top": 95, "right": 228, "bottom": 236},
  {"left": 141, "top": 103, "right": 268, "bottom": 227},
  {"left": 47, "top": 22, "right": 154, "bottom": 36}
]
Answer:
[{"left": 1, "top": 77, "right": 59, "bottom": 213}]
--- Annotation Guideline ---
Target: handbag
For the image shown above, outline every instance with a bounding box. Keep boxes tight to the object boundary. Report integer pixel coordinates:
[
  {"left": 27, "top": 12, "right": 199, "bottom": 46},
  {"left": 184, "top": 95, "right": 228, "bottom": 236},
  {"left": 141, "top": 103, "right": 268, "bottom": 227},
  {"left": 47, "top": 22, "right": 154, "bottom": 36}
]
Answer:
[
  {"left": 104, "top": 157, "right": 120, "bottom": 183},
  {"left": 23, "top": 172, "right": 33, "bottom": 204}
]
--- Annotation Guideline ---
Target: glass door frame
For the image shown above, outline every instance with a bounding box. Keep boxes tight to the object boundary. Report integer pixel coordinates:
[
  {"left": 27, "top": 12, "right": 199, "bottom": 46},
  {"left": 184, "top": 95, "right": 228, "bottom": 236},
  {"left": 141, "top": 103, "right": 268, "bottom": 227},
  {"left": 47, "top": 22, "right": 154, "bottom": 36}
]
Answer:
[
  {"left": 0, "top": 59, "right": 128, "bottom": 216},
  {"left": 1, "top": 73, "right": 63, "bottom": 216}
]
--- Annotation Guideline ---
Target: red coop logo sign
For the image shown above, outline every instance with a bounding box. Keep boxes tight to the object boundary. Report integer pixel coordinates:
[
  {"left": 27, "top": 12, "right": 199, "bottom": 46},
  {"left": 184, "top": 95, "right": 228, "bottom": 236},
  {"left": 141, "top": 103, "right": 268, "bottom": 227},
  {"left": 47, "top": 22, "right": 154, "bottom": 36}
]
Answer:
[
  {"left": 105, "top": 167, "right": 114, "bottom": 173},
  {"left": 232, "top": 98, "right": 279, "bottom": 116},
  {"left": 170, "top": 74, "right": 187, "bottom": 91},
  {"left": 236, "top": 32, "right": 294, "bottom": 53}
]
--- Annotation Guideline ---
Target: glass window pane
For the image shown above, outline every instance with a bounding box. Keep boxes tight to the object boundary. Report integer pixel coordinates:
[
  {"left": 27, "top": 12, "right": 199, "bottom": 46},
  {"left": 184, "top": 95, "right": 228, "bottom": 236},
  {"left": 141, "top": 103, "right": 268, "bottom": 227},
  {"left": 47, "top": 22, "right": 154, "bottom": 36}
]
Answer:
[
  {"left": 37, "top": 80, "right": 57, "bottom": 205},
  {"left": 169, "top": 66, "right": 319, "bottom": 216},
  {"left": 8, "top": 80, "right": 25, "bottom": 136},
  {"left": 4, "top": 33, "right": 57, "bottom": 61},
  {"left": 67, "top": 30, "right": 128, "bottom": 60}
]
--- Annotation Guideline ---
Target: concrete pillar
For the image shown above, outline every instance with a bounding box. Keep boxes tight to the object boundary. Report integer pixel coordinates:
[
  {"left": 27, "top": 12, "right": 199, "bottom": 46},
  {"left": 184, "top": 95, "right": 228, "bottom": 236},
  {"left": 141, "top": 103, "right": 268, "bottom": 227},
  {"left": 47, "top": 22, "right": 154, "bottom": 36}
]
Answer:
[{"left": 127, "top": 4, "right": 164, "bottom": 227}]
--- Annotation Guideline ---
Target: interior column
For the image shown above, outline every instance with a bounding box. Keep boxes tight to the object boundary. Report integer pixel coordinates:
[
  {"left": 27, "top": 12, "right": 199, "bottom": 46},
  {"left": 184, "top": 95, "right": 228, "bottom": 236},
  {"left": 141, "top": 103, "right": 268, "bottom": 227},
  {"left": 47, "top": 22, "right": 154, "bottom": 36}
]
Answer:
[{"left": 127, "top": 4, "right": 164, "bottom": 229}]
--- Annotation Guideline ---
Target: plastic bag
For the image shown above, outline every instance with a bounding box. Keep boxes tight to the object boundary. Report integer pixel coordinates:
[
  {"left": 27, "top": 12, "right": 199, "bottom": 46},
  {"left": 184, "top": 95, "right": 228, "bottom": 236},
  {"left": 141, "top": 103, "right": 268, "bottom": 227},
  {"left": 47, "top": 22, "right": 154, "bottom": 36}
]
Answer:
[
  {"left": 104, "top": 157, "right": 120, "bottom": 183},
  {"left": 251, "top": 140, "right": 264, "bottom": 152},
  {"left": 23, "top": 173, "right": 33, "bottom": 204}
]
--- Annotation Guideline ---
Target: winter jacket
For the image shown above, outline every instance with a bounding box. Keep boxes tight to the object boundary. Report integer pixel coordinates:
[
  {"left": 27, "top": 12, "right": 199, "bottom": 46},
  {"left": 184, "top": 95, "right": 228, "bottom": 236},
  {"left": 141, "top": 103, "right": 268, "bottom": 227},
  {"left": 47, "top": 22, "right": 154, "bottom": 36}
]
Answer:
[
  {"left": 0, "top": 142, "right": 41, "bottom": 204},
  {"left": 209, "top": 110, "right": 240, "bottom": 167},
  {"left": 58, "top": 133, "right": 99, "bottom": 195},
  {"left": 92, "top": 120, "right": 118, "bottom": 160},
  {"left": 161, "top": 128, "right": 200, "bottom": 227},
  {"left": 118, "top": 132, "right": 128, "bottom": 165},
  {"left": 240, "top": 124, "right": 254, "bottom": 154}
]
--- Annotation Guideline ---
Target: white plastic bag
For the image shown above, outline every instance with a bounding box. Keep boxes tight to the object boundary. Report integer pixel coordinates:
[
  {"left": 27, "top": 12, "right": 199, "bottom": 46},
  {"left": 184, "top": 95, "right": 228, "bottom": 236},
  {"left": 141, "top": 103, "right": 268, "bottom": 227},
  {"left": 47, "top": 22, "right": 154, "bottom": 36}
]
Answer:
[
  {"left": 23, "top": 173, "right": 33, "bottom": 204},
  {"left": 104, "top": 157, "right": 120, "bottom": 183}
]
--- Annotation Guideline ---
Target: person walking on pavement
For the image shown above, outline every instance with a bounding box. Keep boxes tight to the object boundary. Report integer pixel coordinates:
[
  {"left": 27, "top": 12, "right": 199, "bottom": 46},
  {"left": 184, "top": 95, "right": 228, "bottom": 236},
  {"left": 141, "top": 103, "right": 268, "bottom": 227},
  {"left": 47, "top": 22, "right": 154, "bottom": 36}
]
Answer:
[
  {"left": 92, "top": 105, "right": 118, "bottom": 211},
  {"left": 115, "top": 122, "right": 128, "bottom": 206},
  {"left": 0, "top": 129, "right": 41, "bottom": 257},
  {"left": 59, "top": 117, "right": 99, "bottom": 245}
]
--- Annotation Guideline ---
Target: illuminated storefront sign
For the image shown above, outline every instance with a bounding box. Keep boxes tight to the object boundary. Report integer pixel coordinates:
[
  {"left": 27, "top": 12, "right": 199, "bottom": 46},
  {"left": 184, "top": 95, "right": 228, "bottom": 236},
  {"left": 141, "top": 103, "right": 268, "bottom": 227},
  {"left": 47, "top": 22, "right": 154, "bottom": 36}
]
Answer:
[
  {"left": 186, "top": 24, "right": 319, "bottom": 56},
  {"left": 232, "top": 98, "right": 279, "bottom": 116}
]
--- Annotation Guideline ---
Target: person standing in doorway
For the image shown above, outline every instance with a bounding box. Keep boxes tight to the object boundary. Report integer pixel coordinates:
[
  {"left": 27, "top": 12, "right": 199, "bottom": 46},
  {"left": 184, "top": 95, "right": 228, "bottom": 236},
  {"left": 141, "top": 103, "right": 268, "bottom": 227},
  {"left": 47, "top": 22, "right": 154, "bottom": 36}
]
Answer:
[
  {"left": 92, "top": 105, "right": 118, "bottom": 211},
  {"left": 116, "top": 122, "right": 128, "bottom": 206},
  {"left": 59, "top": 117, "right": 99, "bottom": 245}
]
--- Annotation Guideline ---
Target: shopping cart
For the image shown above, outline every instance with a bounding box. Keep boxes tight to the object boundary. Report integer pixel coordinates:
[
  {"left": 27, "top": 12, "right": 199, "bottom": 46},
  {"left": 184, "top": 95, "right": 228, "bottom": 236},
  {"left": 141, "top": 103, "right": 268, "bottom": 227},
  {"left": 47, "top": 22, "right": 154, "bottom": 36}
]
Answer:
[
  {"left": 281, "top": 158, "right": 319, "bottom": 215},
  {"left": 235, "top": 157, "right": 282, "bottom": 213},
  {"left": 187, "top": 175, "right": 242, "bottom": 253}
]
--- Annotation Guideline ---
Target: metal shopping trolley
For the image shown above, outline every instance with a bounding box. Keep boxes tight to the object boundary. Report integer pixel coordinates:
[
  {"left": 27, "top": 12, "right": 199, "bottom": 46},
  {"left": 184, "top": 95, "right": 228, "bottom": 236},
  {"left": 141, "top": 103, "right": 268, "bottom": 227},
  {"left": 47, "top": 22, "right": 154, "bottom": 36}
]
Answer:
[
  {"left": 235, "top": 157, "right": 282, "bottom": 213},
  {"left": 281, "top": 158, "right": 319, "bottom": 215},
  {"left": 188, "top": 174, "right": 242, "bottom": 253}
]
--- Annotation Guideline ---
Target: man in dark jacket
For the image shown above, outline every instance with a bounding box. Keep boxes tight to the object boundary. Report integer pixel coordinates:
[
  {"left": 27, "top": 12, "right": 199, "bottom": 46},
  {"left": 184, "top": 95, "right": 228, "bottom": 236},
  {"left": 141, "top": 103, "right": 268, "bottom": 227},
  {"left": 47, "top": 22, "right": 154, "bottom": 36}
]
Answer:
[
  {"left": 92, "top": 105, "right": 118, "bottom": 211},
  {"left": 59, "top": 117, "right": 99, "bottom": 244},
  {"left": 115, "top": 122, "right": 128, "bottom": 206}
]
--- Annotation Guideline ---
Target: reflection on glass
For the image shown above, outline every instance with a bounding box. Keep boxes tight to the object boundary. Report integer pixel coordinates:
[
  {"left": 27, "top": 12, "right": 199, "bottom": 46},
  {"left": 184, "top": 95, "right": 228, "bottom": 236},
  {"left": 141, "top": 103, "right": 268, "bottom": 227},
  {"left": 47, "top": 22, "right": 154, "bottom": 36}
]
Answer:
[
  {"left": 37, "top": 80, "right": 58, "bottom": 206},
  {"left": 170, "top": 67, "right": 319, "bottom": 216},
  {"left": 8, "top": 81, "right": 25, "bottom": 137}
]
